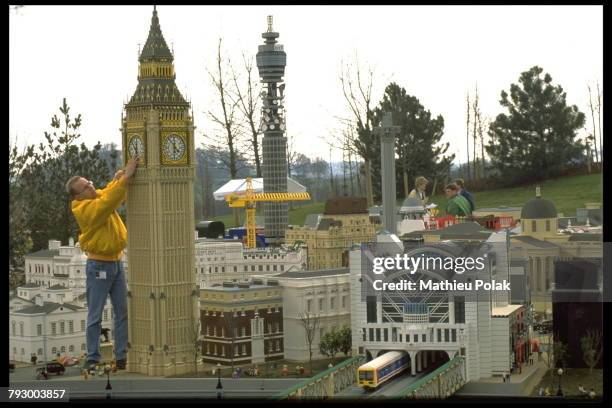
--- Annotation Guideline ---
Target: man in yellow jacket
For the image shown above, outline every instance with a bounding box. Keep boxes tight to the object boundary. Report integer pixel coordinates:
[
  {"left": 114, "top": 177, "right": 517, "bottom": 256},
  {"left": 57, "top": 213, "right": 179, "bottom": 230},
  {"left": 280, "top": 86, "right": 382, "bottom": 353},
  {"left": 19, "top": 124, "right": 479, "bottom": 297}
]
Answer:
[{"left": 65, "top": 158, "right": 138, "bottom": 371}]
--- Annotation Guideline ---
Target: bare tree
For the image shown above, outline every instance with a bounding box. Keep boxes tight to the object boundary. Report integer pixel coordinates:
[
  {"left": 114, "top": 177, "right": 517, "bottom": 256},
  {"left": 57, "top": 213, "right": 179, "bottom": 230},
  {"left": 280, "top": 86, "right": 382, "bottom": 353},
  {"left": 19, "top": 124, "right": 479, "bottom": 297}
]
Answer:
[
  {"left": 585, "top": 133, "right": 593, "bottom": 173},
  {"left": 339, "top": 55, "right": 377, "bottom": 207},
  {"left": 543, "top": 332, "right": 570, "bottom": 387},
  {"left": 478, "top": 113, "right": 488, "bottom": 180},
  {"left": 206, "top": 38, "right": 246, "bottom": 225},
  {"left": 580, "top": 329, "right": 603, "bottom": 374},
  {"left": 587, "top": 84, "right": 600, "bottom": 165},
  {"left": 465, "top": 91, "right": 471, "bottom": 181},
  {"left": 231, "top": 52, "right": 262, "bottom": 177},
  {"left": 596, "top": 81, "right": 602, "bottom": 166},
  {"left": 188, "top": 297, "right": 202, "bottom": 375},
  {"left": 328, "top": 146, "right": 337, "bottom": 198},
  {"left": 298, "top": 311, "right": 320, "bottom": 375},
  {"left": 472, "top": 84, "right": 480, "bottom": 181},
  {"left": 286, "top": 129, "right": 298, "bottom": 210},
  {"left": 331, "top": 124, "right": 363, "bottom": 197}
]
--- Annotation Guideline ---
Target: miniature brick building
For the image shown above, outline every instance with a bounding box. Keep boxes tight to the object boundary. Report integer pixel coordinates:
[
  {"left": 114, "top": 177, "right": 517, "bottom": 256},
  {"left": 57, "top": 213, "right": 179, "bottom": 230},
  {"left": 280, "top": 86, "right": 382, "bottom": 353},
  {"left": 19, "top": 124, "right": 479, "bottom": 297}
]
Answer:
[{"left": 200, "top": 281, "right": 284, "bottom": 365}]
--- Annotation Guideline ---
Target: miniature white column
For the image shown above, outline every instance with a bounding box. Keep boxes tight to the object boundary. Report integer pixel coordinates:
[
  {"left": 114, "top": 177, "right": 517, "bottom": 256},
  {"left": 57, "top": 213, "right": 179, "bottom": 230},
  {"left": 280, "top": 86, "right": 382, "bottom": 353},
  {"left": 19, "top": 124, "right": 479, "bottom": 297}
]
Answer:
[{"left": 409, "top": 351, "right": 416, "bottom": 376}]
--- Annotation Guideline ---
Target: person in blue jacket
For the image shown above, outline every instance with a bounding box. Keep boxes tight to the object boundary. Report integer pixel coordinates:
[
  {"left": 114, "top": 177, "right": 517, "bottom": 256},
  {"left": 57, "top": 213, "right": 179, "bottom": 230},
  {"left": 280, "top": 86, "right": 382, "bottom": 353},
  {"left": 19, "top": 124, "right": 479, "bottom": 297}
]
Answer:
[{"left": 455, "top": 179, "right": 475, "bottom": 212}]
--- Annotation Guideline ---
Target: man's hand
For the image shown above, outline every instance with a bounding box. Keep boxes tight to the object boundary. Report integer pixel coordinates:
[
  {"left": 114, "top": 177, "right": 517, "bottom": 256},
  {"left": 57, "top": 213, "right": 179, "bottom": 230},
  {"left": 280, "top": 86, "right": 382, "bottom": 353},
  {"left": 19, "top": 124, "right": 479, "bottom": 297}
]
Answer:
[
  {"left": 124, "top": 157, "right": 139, "bottom": 179},
  {"left": 114, "top": 170, "right": 125, "bottom": 181}
]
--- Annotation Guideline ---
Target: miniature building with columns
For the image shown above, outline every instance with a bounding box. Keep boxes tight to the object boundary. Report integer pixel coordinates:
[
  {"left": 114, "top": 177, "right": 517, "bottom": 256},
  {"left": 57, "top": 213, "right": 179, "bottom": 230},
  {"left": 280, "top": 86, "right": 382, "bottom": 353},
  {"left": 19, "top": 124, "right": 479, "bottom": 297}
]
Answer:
[
  {"left": 510, "top": 187, "right": 602, "bottom": 315},
  {"left": 253, "top": 268, "right": 351, "bottom": 362},
  {"left": 285, "top": 197, "right": 377, "bottom": 270},
  {"left": 194, "top": 238, "right": 306, "bottom": 288}
]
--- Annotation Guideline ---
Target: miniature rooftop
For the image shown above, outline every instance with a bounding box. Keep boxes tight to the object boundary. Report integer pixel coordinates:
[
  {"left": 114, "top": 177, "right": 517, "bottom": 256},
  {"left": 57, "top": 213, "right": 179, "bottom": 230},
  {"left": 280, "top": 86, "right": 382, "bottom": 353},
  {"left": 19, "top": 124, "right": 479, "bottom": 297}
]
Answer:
[
  {"left": 213, "top": 177, "right": 307, "bottom": 200},
  {"left": 15, "top": 302, "right": 85, "bottom": 315},
  {"left": 18, "top": 282, "right": 42, "bottom": 288},
  {"left": 24, "top": 249, "right": 60, "bottom": 258},
  {"left": 491, "top": 304, "right": 523, "bottom": 317},
  {"left": 201, "top": 282, "right": 279, "bottom": 291},
  {"left": 274, "top": 268, "right": 349, "bottom": 278},
  {"left": 323, "top": 197, "right": 368, "bottom": 215},
  {"left": 401, "top": 221, "right": 493, "bottom": 240}
]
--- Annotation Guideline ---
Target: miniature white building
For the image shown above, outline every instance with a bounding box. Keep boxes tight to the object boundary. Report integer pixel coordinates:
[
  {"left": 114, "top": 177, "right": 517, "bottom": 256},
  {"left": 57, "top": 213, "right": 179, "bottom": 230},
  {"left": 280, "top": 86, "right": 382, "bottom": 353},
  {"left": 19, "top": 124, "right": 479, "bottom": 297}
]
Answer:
[
  {"left": 254, "top": 268, "right": 351, "bottom": 362},
  {"left": 9, "top": 284, "right": 117, "bottom": 364},
  {"left": 25, "top": 238, "right": 306, "bottom": 292},
  {"left": 24, "top": 240, "right": 127, "bottom": 294},
  {"left": 9, "top": 295, "right": 87, "bottom": 364},
  {"left": 194, "top": 238, "right": 307, "bottom": 288}
]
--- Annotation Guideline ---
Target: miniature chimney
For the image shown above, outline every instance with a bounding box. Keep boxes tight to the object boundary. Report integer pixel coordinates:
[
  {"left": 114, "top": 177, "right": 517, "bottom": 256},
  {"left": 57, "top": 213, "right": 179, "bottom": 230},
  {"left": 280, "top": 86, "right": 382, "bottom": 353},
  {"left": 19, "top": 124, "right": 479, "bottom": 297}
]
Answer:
[
  {"left": 35, "top": 295, "right": 44, "bottom": 307},
  {"left": 48, "top": 240, "right": 61, "bottom": 250},
  {"left": 68, "top": 237, "right": 74, "bottom": 247}
]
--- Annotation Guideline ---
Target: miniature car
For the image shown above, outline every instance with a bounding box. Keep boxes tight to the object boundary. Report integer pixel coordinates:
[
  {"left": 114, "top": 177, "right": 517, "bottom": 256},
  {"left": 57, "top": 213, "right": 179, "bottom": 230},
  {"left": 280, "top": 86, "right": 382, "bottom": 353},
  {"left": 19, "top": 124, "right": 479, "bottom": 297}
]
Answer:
[
  {"left": 36, "top": 367, "right": 49, "bottom": 380},
  {"left": 60, "top": 356, "right": 79, "bottom": 367},
  {"left": 45, "top": 362, "right": 65, "bottom": 375},
  {"left": 537, "top": 320, "right": 553, "bottom": 333}
]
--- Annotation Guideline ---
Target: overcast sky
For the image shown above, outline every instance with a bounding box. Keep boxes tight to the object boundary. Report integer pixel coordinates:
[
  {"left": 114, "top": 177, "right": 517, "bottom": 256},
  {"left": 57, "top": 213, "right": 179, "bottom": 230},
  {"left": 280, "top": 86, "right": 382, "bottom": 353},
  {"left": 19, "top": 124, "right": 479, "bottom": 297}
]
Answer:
[{"left": 9, "top": 5, "right": 603, "bottom": 165}]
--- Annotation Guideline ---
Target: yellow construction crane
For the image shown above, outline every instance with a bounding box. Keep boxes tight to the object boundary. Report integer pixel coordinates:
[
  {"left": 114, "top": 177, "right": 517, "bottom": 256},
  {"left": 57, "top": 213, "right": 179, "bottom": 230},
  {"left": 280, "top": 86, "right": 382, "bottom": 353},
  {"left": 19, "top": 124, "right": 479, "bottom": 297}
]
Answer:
[{"left": 225, "top": 177, "right": 311, "bottom": 248}]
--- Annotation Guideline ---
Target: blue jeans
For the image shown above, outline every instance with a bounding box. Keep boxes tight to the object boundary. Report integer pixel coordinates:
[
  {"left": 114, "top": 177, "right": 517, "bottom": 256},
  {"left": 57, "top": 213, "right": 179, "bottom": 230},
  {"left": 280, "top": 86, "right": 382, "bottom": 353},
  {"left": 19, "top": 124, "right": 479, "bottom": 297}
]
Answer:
[{"left": 85, "top": 259, "right": 128, "bottom": 363}]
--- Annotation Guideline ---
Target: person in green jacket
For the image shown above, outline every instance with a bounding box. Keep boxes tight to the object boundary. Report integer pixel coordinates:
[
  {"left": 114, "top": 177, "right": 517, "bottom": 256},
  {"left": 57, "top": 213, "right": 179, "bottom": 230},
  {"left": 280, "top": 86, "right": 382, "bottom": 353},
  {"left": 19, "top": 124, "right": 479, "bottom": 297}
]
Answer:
[{"left": 444, "top": 183, "right": 472, "bottom": 217}]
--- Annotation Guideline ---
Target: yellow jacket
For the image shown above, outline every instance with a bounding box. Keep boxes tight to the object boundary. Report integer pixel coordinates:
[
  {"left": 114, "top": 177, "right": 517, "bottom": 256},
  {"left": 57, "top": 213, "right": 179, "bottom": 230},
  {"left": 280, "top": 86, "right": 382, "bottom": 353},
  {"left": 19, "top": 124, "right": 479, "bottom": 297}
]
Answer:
[{"left": 71, "top": 178, "right": 128, "bottom": 261}]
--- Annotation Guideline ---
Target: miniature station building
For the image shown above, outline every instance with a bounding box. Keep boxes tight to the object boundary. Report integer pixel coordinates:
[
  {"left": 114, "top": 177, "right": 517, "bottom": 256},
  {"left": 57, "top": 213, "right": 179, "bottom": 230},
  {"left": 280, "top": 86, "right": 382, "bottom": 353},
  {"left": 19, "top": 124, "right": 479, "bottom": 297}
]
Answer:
[
  {"left": 285, "top": 197, "right": 377, "bottom": 270},
  {"left": 199, "top": 280, "right": 284, "bottom": 365},
  {"left": 350, "top": 225, "right": 526, "bottom": 381}
]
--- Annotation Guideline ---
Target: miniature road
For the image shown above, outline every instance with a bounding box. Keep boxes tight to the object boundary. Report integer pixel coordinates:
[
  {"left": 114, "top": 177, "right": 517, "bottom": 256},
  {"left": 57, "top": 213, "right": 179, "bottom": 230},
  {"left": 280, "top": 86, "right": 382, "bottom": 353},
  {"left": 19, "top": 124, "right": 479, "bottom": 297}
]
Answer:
[{"left": 9, "top": 376, "right": 303, "bottom": 399}]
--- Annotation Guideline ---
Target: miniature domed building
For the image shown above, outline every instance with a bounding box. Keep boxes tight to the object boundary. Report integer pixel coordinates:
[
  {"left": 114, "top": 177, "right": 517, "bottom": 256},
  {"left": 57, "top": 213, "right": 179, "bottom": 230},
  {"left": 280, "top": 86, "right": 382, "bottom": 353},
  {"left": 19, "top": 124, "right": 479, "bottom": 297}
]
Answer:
[{"left": 520, "top": 186, "right": 558, "bottom": 238}]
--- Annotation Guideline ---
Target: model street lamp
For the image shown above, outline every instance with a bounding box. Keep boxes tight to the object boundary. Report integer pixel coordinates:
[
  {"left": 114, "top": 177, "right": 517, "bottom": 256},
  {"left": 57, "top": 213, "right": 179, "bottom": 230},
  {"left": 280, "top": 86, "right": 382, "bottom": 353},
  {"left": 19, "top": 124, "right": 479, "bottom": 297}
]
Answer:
[
  {"left": 104, "top": 364, "right": 112, "bottom": 399},
  {"left": 216, "top": 363, "right": 223, "bottom": 399},
  {"left": 556, "top": 368, "right": 564, "bottom": 396}
]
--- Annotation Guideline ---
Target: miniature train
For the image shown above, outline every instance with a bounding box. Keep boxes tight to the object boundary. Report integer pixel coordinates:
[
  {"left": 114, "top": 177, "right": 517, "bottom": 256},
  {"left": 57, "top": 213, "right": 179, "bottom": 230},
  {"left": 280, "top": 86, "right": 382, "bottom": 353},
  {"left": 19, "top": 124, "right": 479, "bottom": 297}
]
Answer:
[{"left": 357, "top": 351, "right": 411, "bottom": 390}]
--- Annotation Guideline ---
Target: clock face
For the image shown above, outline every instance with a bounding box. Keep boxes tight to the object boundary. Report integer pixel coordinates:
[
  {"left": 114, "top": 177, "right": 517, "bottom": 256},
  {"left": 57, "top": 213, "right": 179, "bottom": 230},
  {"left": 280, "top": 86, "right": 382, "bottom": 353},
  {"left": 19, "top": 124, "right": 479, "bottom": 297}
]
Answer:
[
  {"left": 128, "top": 135, "right": 145, "bottom": 159},
  {"left": 162, "top": 134, "right": 186, "bottom": 162}
]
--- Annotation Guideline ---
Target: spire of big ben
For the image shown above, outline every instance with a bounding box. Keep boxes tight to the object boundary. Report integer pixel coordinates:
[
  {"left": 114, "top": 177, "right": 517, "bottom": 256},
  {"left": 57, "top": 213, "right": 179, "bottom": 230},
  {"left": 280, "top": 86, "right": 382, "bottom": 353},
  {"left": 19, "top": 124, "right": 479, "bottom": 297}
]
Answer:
[
  {"left": 139, "top": 6, "right": 173, "bottom": 62},
  {"left": 127, "top": 6, "right": 187, "bottom": 108}
]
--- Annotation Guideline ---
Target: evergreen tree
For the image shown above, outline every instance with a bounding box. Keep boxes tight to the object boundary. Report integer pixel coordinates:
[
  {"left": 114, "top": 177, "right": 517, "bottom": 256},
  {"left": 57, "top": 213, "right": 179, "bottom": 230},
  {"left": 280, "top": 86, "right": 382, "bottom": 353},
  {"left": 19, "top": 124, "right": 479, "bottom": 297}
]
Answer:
[
  {"left": 11, "top": 99, "right": 111, "bottom": 251},
  {"left": 371, "top": 83, "right": 453, "bottom": 201},
  {"left": 486, "top": 66, "right": 586, "bottom": 184}
]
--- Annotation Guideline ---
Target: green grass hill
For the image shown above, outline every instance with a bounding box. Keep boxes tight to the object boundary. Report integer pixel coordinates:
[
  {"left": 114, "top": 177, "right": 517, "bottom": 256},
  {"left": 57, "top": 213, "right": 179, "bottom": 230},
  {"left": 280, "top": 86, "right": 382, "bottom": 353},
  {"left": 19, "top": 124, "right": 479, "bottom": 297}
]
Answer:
[{"left": 210, "top": 173, "right": 602, "bottom": 228}]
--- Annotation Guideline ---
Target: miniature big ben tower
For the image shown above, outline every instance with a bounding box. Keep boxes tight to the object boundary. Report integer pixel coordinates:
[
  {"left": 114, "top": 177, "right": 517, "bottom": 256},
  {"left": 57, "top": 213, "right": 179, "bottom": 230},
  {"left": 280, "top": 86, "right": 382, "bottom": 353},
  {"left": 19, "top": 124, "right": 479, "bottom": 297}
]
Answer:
[{"left": 121, "top": 6, "right": 198, "bottom": 376}]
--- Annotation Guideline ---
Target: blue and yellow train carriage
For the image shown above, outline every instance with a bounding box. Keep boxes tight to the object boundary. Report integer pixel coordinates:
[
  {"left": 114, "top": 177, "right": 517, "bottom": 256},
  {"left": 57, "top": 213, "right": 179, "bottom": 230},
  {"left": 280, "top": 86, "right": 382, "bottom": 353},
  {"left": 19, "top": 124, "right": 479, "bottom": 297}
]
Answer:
[{"left": 357, "top": 351, "right": 410, "bottom": 390}]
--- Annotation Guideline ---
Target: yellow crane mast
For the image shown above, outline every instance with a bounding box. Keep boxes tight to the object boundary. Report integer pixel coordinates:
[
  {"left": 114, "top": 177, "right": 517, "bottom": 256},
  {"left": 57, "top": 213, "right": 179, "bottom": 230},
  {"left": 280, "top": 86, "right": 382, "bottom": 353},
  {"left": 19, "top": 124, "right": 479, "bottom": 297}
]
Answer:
[{"left": 225, "top": 177, "right": 311, "bottom": 248}]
